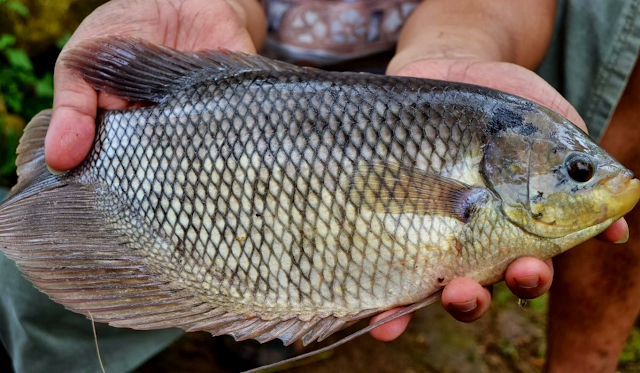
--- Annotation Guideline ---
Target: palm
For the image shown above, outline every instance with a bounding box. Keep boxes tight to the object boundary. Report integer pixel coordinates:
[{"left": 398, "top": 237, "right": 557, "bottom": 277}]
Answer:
[
  {"left": 46, "top": 0, "right": 262, "bottom": 171},
  {"left": 390, "top": 59, "right": 586, "bottom": 132},
  {"left": 63, "top": 0, "right": 258, "bottom": 112},
  {"left": 69, "top": 0, "right": 258, "bottom": 54}
]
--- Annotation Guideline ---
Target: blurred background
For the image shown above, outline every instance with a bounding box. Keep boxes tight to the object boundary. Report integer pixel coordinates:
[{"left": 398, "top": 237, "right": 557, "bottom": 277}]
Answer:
[{"left": 1, "top": 1, "right": 640, "bottom": 372}]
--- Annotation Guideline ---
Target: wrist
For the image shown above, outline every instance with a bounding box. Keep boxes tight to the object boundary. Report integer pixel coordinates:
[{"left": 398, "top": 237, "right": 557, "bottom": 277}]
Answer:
[
  {"left": 388, "top": 0, "right": 555, "bottom": 75},
  {"left": 387, "top": 29, "right": 504, "bottom": 76}
]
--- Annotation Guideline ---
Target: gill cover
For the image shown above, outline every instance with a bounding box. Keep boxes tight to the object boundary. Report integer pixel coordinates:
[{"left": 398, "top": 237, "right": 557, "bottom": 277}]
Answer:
[{"left": 481, "top": 105, "right": 634, "bottom": 238}]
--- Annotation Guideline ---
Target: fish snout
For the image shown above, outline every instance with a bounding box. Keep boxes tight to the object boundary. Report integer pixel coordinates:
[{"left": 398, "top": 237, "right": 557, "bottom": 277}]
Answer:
[
  {"left": 598, "top": 171, "right": 640, "bottom": 220},
  {"left": 602, "top": 171, "right": 638, "bottom": 195}
]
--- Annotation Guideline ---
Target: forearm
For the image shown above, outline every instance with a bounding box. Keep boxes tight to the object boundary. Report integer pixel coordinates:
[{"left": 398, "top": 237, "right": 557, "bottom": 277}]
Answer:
[{"left": 388, "top": 0, "right": 556, "bottom": 74}]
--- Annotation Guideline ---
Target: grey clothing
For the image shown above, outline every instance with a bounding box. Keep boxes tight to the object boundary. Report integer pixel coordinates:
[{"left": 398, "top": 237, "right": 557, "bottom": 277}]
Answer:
[{"left": 537, "top": 0, "right": 640, "bottom": 141}]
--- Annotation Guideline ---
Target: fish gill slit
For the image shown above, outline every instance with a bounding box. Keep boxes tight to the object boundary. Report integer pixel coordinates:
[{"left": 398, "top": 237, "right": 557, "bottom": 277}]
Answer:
[{"left": 526, "top": 146, "right": 532, "bottom": 210}]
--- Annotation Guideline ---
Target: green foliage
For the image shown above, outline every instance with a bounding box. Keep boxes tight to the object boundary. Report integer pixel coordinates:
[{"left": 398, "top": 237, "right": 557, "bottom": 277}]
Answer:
[
  {"left": 0, "top": 33, "right": 53, "bottom": 113},
  {"left": 0, "top": 116, "right": 22, "bottom": 180},
  {"left": 56, "top": 32, "right": 72, "bottom": 50},
  {"left": 620, "top": 329, "right": 640, "bottom": 366},
  {"left": 0, "top": 34, "right": 16, "bottom": 50},
  {"left": 0, "top": 1, "right": 56, "bottom": 186},
  {"left": 492, "top": 282, "right": 549, "bottom": 313},
  {"left": 0, "top": 0, "right": 30, "bottom": 17}
]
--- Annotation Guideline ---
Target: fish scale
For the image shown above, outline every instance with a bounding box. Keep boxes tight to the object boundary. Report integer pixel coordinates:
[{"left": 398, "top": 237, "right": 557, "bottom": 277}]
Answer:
[
  {"left": 85, "top": 70, "right": 476, "bottom": 314},
  {"left": 82, "top": 70, "right": 491, "bottom": 316},
  {"left": 0, "top": 37, "right": 638, "bottom": 354}
]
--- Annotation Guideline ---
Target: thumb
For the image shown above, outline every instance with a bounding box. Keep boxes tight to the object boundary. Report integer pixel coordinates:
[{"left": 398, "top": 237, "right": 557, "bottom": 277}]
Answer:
[{"left": 44, "top": 57, "right": 98, "bottom": 172}]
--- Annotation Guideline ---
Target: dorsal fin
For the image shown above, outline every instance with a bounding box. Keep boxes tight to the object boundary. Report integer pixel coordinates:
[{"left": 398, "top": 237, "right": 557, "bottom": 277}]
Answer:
[
  {"left": 60, "top": 36, "right": 309, "bottom": 103},
  {"left": 10, "top": 109, "right": 51, "bottom": 196}
]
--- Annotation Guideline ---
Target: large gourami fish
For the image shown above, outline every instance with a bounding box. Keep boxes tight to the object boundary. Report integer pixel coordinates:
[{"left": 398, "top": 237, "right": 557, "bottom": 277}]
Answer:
[{"left": 0, "top": 37, "right": 639, "bottom": 369}]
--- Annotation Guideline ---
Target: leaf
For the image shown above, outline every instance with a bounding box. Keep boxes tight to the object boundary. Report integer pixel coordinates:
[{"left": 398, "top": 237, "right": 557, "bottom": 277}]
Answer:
[
  {"left": 1, "top": 83, "right": 23, "bottom": 113},
  {"left": 0, "top": 115, "right": 19, "bottom": 177},
  {"left": 22, "top": 96, "right": 53, "bottom": 120},
  {"left": 34, "top": 72, "right": 53, "bottom": 97},
  {"left": 0, "top": 151, "right": 17, "bottom": 176},
  {"left": 4, "top": 48, "right": 33, "bottom": 71},
  {"left": 0, "top": 34, "right": 16, "bottom": 51},
  {"left": 55, "top": 33, "right": 72, "bottom": 50},
  {"left": 6, "top": 1, "right": 29, "bottom": 17}
]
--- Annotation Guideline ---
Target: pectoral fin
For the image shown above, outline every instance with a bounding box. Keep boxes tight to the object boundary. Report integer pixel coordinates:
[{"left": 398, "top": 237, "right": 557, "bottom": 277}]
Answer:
[{"left": 351, "top": 163, "right": 489, "bottom": 223}]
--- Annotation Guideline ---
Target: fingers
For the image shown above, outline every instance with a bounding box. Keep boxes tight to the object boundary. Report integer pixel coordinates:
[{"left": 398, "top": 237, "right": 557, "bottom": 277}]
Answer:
[
  {"left": 442, "top": 278, "right": 492, "bottom": 322},
  {"left": 389, "top": 59, "right": 588, "bottom": 133},
  {"left": 371, "top": 257, "right": 554, "bottom": 338},
  {"left": 369, "top": 308, "right": 412, "bottom": 342},
  {"left": 224, "top": 0, "right": 267, "bottom": 50},
  {"left": 45, "top": 65, "right": 150, "bottom": 172},
  {"left": 97, "top": 92, "right": 135, "bottom": 110},
  {"left": 505, "top": 257, "right": 554, "bottom": 299},
  {"left": 44, "top": 61, "right": 99, "bottom": 172},
  {"left": 370, "top": 278, "right": 492, "bottom": 339},
  {"left": 596, "top": 218, "right": 629, "bottom": 243}
]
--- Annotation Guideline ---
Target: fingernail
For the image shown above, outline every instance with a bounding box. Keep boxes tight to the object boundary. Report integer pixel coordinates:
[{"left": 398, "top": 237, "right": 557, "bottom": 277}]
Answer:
[
  {"left": 451, "top": 299, "right": 477, "bottom": 313},
  {"left": 616, "top": 230, "right": 629, "bottom": 244},
  {"left": 46, "top": 164, "right": 65, "bottom": 175},
  {"left": 515, "top": 275, "right": 540, "bottom": 289}
]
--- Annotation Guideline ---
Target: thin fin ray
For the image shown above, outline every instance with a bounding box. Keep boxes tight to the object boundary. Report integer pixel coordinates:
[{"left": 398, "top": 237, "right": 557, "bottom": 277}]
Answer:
[
  {"left": 352, "top": 162, "right": 489, "bottom": 222},
  {"left": 242, "top": 291, "right": 443, "bottom": 373},
  {"left": 61, "top": 36, "right": 307, "bottom": 103},
  {"left": 10, "top": 109, "right": 51, "bottom": 196}
]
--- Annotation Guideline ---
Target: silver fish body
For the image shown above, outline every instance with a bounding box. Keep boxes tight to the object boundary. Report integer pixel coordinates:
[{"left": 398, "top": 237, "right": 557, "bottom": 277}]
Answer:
[
  {"left": 0, "top": 37, "right": 638, "bottom": 346},
  {"left": 84, "top": 71, "right": 536, "bottom": 316}
]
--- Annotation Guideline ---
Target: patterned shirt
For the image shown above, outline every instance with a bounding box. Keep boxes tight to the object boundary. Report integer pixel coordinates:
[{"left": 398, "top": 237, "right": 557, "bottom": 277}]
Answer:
[{"left": 260, "top": 0, "right": 420, "bottom": 66}]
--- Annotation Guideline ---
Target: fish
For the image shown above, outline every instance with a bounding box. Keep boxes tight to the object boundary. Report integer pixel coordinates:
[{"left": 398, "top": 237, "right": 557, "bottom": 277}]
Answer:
[{"left": 0, "top": 36, "right": 639, "bottom": 370}]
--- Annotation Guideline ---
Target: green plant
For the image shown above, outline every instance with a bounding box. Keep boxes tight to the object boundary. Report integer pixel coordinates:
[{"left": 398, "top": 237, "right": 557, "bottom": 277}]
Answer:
[
  {"left": 0, "top": 33, "right": 54, "bottom": 117},
  {"left": 0, "top": 0, "right": 57, "bottom": 186},
  {"left": 0, "top": 0, "right": 30, "bottom": 17}
]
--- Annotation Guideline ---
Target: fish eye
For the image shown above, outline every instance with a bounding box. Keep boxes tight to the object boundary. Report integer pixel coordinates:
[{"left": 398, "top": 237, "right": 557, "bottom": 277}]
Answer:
[{"left": 565, "top": 154, "right": 595, "bottom": 183}]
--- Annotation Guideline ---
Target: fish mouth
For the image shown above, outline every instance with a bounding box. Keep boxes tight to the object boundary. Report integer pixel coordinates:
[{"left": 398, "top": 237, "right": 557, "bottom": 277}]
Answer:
[
  {"left": 551, "top": 177, "right": 640, "bottom": 250},
  {"left": 600, "top": 175, "right": 640, "bottom": 219},
  {"left": 602, "top": 170, "right": 637, "bottom": 194}
]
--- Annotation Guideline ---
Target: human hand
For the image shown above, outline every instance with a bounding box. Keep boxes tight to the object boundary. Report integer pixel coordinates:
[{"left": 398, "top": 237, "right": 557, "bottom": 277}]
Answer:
[
  {"left": 369, "top": 0, "right": 630, "bottom": 341},
  {"left": 44, "top": 0, "right": 266, "bottom": 172}
]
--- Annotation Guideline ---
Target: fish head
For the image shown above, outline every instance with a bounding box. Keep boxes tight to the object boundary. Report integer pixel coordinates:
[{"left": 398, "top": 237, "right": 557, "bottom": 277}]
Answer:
[{"left": 482, "top": 104, "right": 640, "bottom": 241}]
